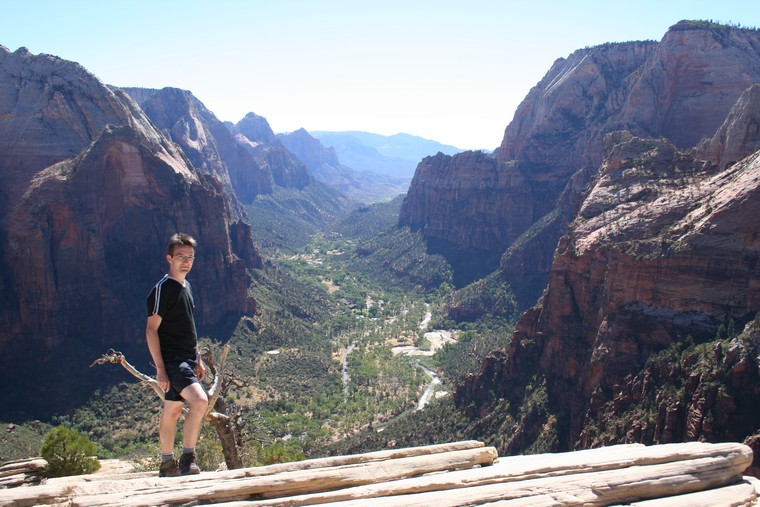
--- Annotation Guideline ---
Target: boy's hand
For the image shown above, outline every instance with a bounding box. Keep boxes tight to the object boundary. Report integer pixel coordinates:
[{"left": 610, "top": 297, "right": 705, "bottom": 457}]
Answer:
[
  {"left": 195, "top": 359, "right": 206, "bottom": 381},
  {"left": 156, "top": 367, "right": 170, "bottom": 392}
]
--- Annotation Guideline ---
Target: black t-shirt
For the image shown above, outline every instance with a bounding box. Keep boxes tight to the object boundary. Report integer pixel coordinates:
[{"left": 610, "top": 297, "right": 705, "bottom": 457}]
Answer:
[{"left": 146, "top": 275, "right": 198, "bottom": 361}]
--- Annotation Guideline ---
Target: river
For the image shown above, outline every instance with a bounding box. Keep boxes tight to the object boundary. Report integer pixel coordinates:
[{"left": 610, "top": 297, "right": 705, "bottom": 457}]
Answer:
[{"left": 341, "top": 306, "right": 456, "bottom": 412}]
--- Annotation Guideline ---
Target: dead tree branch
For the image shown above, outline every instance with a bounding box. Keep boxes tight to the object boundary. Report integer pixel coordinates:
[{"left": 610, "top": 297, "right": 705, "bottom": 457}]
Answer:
[{"left": 92, "top": 345, "right": 244, "bottom": 469}]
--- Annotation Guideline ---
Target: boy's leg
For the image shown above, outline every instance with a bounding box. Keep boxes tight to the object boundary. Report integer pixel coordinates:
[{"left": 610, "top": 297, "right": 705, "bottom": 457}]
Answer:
[
  {"left": 159, "top": 400, "right": 184, "bottom": 454},
  {"left": 178, "top": 383, "right": 207, "bottom": 474},
  {"left": 179, "top": 382, "right": 208, "bottom": 449},
  {"left": 158, "top": 400, "right": 184, "bottom": 477}
]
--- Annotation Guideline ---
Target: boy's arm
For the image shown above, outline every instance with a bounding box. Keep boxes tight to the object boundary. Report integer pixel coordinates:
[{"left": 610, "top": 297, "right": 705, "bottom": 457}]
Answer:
[{"left": 146, "top": 314, "right": 169, "bottom": 391}]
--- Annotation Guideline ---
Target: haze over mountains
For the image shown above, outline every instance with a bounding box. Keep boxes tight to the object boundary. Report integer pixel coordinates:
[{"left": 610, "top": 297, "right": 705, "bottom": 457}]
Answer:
[
  {"left": 311, "top": 131, "right": 462, "bottom": 179},
  {"left": 0, "top": 19, "right": 759, "bottom": 465},
  {"left": 277, "top": 129, "right": 455, "bottom": 204}
]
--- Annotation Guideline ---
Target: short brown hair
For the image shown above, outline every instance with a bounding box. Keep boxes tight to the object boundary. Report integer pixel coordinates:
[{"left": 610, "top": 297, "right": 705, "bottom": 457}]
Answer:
[{"left": 166, "top": 232, "right": 197, "bottom": 256}]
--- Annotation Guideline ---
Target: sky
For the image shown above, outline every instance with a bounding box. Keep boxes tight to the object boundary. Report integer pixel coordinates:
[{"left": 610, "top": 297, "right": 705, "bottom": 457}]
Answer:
[{"left": 2, "top": 1, "right": 757, "bottom": 150}]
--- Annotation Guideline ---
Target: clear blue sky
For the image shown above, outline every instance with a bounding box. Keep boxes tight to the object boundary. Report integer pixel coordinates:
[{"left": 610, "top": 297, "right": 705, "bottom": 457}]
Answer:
[{"left": 2, "top": 0, "right": 756, "bottom": 150}]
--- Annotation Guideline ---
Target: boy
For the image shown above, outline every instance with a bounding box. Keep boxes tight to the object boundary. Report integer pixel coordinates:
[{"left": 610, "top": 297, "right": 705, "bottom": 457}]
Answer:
[{"left": 146, "top": 233, "right": 208, "bottom": 476}]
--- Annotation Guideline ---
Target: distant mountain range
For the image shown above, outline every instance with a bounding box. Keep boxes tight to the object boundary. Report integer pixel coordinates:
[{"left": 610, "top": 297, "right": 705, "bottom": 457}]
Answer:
[
  {"left": 310, "top": 131, "right": 462, "bottom": 180},
  {"left": 278, "top": 130, "right": 462, "bottom": 203}
]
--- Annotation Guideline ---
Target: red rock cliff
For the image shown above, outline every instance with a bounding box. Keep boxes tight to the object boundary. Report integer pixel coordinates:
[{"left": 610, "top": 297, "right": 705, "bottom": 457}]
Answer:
[
  {"left": 230, "top": 113, "right": 313, "bottom": 190},
  {"left": 0, "top": 47, "right": 260, "bottom": 412},
  {"left": 400, "top": 22, "right": 760, "bottom": 302},
  {"left": 455, "top": 128, "right": 760, "bottom": 453},
  {"left": 123, "top": 87, "right": 275, "bottom": 204},
  {"left": 695, "top": 84, "right": 760, "bottom": 169}
]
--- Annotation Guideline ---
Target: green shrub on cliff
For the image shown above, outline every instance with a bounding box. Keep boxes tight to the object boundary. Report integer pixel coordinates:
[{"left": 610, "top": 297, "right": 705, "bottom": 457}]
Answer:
[{"left": 41, "top": 425, "right": 100, "bottom": 477}]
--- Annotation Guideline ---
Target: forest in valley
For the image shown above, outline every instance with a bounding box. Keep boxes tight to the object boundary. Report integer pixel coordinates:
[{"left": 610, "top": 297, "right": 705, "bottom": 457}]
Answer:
[{"left": 0, "top": 190, "right": 519, "bottom": 471}]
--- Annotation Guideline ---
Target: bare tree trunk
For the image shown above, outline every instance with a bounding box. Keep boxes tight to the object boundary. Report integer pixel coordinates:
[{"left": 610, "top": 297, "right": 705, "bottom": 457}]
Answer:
[
  {"left": 201, "top": 348, "right": 245, "bottom": 470},
  {"left": 207, "top": 410, "right": 244, "bottom": 470}
]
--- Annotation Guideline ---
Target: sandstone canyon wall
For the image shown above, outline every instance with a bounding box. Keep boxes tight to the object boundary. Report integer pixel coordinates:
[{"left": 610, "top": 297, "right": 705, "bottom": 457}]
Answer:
[
  {"left": 0, "top": 46, "right": 260, "bottom": 415},
  {"left": 228, "top": 112, "right": 313, "bottom": 191},
  {"left": 444, "top": 20, "right": 760, "bottom": 457},
  {"left": 695, "top": 84, "right": 760, "bottom": 169},
  {"left": 400, "top": 21, "right": 760, "bottom": 305},
  {"left": 455, "top": 116, "right": 760, "bottom": 454},
  {"left": 122, "top": 86, "right": 274, "bottom": 205}
]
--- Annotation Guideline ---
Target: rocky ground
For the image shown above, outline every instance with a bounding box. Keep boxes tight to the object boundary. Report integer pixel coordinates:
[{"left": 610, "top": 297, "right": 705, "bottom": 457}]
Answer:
[{"left": 94, "top": 459, "right": 138, "bottom": 475}]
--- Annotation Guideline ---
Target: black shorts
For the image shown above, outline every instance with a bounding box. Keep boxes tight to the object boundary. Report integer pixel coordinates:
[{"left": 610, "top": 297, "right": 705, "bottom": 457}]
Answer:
[{"left": 164, "top": 359, "right": 199, "bottom": 402}]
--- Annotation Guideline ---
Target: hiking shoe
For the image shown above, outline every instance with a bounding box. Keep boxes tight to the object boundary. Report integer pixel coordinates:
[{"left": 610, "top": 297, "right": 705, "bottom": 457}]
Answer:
[
  {"left": 179, "top": 452, "right": 200, "bottom": 475},
  {"left": 158, "top": 458, "right": 180, "bottom": 477}
]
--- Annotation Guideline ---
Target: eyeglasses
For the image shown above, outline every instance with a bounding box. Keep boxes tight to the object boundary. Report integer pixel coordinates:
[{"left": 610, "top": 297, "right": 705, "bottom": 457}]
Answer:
[{"left": 173, "top": 254, "right": 195, "bottom": 263}]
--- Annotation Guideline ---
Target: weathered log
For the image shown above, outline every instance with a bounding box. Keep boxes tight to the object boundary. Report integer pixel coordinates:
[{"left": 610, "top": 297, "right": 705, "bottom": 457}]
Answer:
[
  {"left": 0, "top": 458, "right": 47, "bottom": 479},
  {"left": 0, "top": 442, "right": 754, "bottom": 507},
  {"left": 617, "top": 478, "right": 760, "bottom": 506},
  {"left": 0, "top": 458, "right": 47, "bottom": 490},
  {"left": 277, "top": 443, "right": 751, "bottom": 507},
  {"left": 465, "top": 479, "right": 760, "bottom": 507},
  {"left": 0, "top": 474, "right": 43, "bottom": 489},
  {"left": 0, "top": 441, "right": 491, "bottom": 506},
  {"left": 478, "top": 480, "right": 760, "bottom": 507},
  {"left": 211, "top": 442, "right": 754, "bottom": 506},
  {"left": 47, "top": 439, "right": 486, "bottom": 484}
]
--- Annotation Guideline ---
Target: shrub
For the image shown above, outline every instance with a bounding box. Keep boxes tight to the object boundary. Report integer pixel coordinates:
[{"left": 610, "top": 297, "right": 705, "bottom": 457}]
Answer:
[
  {"left": 41, "top": 425, "right": 101, "bottom": 477},
  {"left": 247, "top": 441, "right": 305, "bottom": 466}
]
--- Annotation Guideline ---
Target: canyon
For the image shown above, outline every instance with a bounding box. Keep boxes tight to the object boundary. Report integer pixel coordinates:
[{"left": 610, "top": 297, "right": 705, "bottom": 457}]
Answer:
[{"left": 0, "top": 19, "right": 758, "bottom": 473}]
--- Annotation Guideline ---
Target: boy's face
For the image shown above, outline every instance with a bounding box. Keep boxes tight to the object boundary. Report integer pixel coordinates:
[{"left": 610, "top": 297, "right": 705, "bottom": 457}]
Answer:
[{"left": 167, "top": 245, "right": 195, "bottom": 275}]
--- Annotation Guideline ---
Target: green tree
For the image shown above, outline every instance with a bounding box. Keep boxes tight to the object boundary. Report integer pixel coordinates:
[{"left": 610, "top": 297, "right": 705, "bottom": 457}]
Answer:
[
  {"left": 248, "top": 441, "right": 305, "bottom": 466},
  {"left": 40, "top": 425, "right": 101, "bottom": 478}
]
